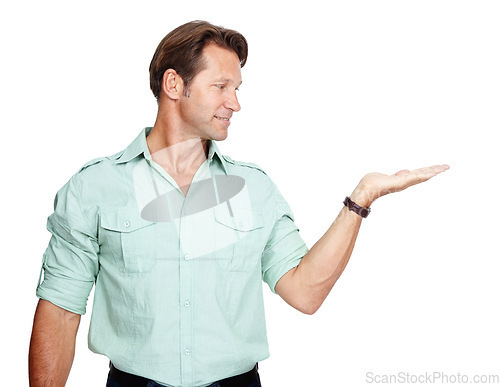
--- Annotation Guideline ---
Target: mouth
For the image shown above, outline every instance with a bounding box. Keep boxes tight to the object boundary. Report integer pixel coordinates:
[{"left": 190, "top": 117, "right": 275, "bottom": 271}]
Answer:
[
  {"left": 214, "top": 115, "right": 232, "bottom": 127},
  {"left": 214, "top": 115, "right": 231, "bottom": 122}
]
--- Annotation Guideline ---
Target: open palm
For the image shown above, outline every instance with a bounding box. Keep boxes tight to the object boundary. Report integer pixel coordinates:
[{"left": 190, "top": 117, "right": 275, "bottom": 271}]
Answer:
[{"left": 354, "top": 164, "right": 450, "bottom": 206}]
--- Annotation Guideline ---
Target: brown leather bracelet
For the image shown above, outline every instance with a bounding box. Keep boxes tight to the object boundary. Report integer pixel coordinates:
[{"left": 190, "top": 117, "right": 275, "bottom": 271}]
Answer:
[{"left": 344, "top": 196, "right": 371, "bottom": 218}]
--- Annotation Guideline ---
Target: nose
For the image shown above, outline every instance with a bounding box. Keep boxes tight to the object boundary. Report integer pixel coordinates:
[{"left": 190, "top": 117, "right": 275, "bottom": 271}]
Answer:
[{"left": 224, "top": 90, "right": 241, "bottom": 112}]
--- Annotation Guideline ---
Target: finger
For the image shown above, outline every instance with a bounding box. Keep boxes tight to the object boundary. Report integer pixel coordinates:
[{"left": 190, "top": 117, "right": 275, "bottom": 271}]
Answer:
[
  {"left": 384, "top": 164, "right": 450, "bottom": 194},
  {"left": 429, "top": 164, "right": 450, "bottom": 174},
  {"left": 418, "top": 165, "right": 450, "bottom": 180},
  {"left": 394, "top": 164, "right": 449, "bottom": 177},
  {"left": 405, "top": 164, "right": 449, "bottom": 186}
]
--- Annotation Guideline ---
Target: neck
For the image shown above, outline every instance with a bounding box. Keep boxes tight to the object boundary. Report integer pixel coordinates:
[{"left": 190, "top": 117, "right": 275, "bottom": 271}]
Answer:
[{"left": 147, "top": 119, "right": 209, "bottom": 175}]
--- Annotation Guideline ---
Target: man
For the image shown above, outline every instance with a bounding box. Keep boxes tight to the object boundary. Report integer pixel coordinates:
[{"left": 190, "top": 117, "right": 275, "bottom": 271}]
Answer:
[{"left": 29, "top": 20, "right": 449, "bottom": 387}]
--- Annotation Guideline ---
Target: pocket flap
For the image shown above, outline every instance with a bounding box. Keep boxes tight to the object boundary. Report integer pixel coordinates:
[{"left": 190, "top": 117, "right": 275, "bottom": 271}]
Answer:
[
  {"left": 214, "top": 206, "right": 263, "bottom": 231},
  {"left": 100, "top": 208, "right": 156, "bottom": 232}
]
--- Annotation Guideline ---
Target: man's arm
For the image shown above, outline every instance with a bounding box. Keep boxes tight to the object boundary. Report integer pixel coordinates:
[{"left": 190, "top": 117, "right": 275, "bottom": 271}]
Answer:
[
  {"left": 275, "top": 164, "right": 450, "bottom": 315},
  {"left": 29, "top": 299, "right": 81, "bottom": 387}
]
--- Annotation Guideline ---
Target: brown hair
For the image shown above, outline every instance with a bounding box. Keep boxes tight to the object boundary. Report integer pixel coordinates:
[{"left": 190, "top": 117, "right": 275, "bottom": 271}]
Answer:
[{"left": 149, "top": 20, "right": 248, "bottom": 101}]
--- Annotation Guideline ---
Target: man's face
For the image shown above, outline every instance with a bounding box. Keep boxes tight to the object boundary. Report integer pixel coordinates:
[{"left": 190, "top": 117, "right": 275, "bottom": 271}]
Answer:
[{"left": 178, "top": 44, "right": 242, "bottom": 141}]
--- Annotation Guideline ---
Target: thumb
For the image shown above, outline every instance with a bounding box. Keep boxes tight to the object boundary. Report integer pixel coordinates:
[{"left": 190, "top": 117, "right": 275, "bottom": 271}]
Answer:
[{"left": 394, "top": 169, "right": 411, "bottom": 176}]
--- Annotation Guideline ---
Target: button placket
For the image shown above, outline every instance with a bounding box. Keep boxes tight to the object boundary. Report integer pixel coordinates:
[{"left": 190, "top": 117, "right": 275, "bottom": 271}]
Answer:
[{"left": 178, "top": 203, "right": 194, "bottom": 386}]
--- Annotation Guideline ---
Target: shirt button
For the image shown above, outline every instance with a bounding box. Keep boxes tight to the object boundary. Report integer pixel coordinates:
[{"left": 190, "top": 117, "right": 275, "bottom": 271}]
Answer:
[
  {"left": 184, "top": 254, "right": 189, "bottom": 260},
  {"left": 184, "top": 301, "right": 190, "bottom": 307},
  {"left": 185, "top": 349, "right": 191, "bottom": 355},
  {"left": 124, "top": 221, "right": 130, "bottom": 228}
]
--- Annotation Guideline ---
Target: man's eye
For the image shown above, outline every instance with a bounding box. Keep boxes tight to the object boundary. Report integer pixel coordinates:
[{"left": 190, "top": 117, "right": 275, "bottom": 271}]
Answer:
[{"left": 216, "top": 84, "right": 225, "bottom": 90}]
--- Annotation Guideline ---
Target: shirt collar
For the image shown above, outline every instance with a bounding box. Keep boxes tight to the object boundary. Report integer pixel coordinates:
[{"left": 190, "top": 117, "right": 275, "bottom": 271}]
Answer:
[
  {"left": 115, "top": 127, "right": 229, "bottom": 174},
  {"left": 206, "top": 137, "right": 228, "bottom": 174}
]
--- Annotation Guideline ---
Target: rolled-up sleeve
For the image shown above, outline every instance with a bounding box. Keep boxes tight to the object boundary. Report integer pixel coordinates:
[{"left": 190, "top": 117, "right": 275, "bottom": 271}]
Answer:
[
  {"left": 36, "top": 174, "right": 99, "bottom": 315},
  {"left": 261, "top": 181, "right": 309, "bottom": 294}
]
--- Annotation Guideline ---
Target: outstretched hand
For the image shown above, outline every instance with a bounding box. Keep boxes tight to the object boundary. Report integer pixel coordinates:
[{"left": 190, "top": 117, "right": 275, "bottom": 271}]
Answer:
[{"left": 351, "top": 164, "right": 450, "bottom": 208}]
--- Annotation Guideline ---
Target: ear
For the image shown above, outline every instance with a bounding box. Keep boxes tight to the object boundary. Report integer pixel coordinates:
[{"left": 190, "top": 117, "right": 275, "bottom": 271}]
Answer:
[{"left": 161, "top": 69, "right": 184, "bottom": 100}]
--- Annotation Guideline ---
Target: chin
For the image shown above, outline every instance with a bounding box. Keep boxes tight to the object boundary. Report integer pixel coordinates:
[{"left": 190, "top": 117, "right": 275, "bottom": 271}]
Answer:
[{"left": 211, "top": 131, "right": 229, "bottom": 142}]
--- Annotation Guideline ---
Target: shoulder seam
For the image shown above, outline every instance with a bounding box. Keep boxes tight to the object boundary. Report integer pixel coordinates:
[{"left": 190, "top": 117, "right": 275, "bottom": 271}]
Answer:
[
  {"left": 221, "top": 154, "right": 267, "bottom": 176},
  {"left": 77, "top": 149, "right": 124, "bottom": 173}
]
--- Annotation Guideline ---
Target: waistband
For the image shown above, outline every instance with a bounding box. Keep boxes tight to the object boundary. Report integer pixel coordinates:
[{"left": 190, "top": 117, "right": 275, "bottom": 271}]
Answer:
[{"left": 109, "top": 362, "right": 260, "bottom": 387}]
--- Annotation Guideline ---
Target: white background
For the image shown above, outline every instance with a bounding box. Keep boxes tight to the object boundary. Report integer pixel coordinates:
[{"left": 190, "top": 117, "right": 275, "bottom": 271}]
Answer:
[{"left": 1, "top": 0, "right": 499, "bottom": 386}]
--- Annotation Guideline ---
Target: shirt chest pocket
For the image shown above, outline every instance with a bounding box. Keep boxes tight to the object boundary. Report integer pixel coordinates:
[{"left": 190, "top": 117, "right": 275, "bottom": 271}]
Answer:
[
  {"left": 100, "top": 209, "right": 157, "bottom": 274},
  {"left": 213, "top": 206, "right": 265, "bottom": 272}
]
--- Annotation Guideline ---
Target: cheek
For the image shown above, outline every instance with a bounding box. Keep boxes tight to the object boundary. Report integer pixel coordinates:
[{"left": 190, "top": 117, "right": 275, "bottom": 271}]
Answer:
[
  {"left": 180, "top": 99, "right": 204, "bottom": 121},
  {"left": 180, "top": 93, "right": 220, "bottom": 124}
]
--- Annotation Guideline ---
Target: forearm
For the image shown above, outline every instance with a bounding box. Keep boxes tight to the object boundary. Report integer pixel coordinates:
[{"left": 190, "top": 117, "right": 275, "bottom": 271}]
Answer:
[
  {"left": 29, "top": 299, "right": 81, "bottom": 387},
  {"left": 292, "top": 187, "right": 369, "bottom": 313}
]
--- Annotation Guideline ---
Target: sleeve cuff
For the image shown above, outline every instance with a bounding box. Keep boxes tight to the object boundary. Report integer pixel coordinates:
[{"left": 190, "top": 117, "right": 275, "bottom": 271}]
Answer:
[
  {"left": 36, "top": 273, "right": 94, "bottom": 315},
  {"left": 265, "top": 244, "right": 309, "bottom": 294}
]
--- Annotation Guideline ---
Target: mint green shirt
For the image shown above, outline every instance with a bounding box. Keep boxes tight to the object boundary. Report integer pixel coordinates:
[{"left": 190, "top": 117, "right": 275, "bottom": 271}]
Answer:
[{"left": 36, "top": 127, "right": 309, "bottom": 387}]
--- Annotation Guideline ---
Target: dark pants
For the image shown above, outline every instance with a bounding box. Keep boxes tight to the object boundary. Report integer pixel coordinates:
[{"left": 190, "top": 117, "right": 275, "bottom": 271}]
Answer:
[{"left": 106, "top": 362, "right": 262, "bottom": 387}]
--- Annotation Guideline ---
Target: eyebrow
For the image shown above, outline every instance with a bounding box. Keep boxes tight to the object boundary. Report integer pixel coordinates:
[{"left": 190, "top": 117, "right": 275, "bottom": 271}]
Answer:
[{"left": 215, "top": 78, "right": 243, "bottom": 87}]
